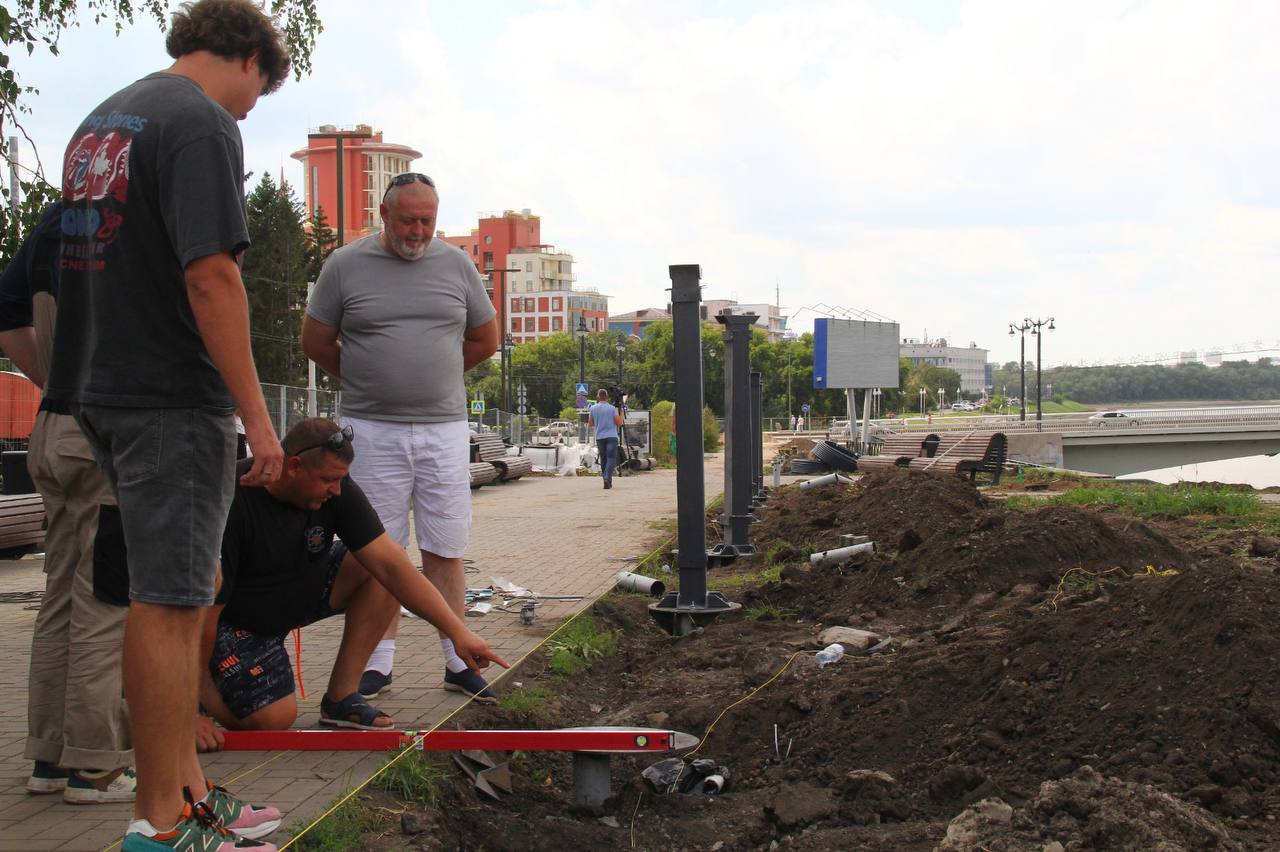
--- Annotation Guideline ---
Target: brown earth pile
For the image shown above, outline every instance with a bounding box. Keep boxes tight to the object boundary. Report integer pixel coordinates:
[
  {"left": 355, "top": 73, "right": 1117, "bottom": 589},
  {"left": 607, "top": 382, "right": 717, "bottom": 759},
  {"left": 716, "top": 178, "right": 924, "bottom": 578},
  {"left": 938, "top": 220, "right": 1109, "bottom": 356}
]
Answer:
[{"left": 365, "top": 469, "right": 1280, "bottom": 851}]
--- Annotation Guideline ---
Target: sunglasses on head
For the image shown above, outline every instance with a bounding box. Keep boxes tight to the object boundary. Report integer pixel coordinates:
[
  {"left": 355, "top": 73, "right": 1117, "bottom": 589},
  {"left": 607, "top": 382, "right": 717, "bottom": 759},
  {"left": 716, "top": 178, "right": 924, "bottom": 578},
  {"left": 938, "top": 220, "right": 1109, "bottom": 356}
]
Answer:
[
  {"left": 291, "top": 425, "right": 354, "bottom": 457},
  {"left": 382, "top": 172, "right": 435, "bottom": 202}
]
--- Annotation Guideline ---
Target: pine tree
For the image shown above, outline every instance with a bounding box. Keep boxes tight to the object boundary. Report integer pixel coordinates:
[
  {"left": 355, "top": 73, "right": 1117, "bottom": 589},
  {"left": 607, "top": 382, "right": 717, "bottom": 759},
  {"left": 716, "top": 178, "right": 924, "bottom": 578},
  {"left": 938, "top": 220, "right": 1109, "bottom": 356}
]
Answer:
[{"left": 243, "top": 174, "right": 310, "bottom": 385}]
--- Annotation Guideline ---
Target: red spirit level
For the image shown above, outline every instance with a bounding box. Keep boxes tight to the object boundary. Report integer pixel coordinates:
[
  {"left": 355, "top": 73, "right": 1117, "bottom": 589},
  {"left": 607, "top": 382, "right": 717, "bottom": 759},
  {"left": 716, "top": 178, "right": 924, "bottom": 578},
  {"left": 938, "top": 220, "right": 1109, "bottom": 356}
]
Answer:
[{"left": 219, "top": 726, "right": 697, "bottom": 753}]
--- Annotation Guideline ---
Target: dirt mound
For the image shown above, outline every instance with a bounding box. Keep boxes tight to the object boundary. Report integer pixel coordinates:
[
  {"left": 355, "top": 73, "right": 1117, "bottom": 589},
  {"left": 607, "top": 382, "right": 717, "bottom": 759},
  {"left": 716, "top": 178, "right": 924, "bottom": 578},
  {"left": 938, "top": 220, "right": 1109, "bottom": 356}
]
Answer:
[
  {"left": 749, "top": 469, "right": 1191, "bottom": 608},
  {"left": 939, "top": 766, "right": 1240, "bottom": 851},
  {"left": 356, "top": 472, "right": 1280, "bottom": 851}
]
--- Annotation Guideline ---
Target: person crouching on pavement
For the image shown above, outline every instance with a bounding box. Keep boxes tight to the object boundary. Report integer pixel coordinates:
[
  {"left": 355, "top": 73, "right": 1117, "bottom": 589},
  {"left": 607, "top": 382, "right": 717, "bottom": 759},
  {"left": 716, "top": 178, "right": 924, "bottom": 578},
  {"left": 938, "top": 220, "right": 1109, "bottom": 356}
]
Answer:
[{"left": 198, "top": 418, "right": 508, "bottom": 731}]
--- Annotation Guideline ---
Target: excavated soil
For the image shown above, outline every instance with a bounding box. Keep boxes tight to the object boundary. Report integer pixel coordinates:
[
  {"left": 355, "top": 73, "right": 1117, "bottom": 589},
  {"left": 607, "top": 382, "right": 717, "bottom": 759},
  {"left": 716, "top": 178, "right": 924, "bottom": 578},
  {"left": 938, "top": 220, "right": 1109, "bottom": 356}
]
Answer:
[{"left": 360, "top": 470, "right": 1280, "bottom": 851}]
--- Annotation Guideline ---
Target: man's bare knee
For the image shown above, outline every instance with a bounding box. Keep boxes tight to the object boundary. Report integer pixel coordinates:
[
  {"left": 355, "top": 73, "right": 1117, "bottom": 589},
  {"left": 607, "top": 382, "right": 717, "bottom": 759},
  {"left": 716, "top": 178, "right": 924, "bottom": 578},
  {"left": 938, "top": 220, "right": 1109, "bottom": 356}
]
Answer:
[{"left": 232, "top": 699, "right": 298, "bottom": 731}]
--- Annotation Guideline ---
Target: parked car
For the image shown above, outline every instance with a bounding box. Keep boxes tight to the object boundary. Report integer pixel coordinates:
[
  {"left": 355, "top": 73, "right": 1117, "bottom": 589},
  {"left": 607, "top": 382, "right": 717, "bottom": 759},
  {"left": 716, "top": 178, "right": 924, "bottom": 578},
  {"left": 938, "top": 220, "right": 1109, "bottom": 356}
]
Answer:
[
  {"left": 1088, "top": 410, "right": 1140, "bottom": 427},
  {"left": 537, "top": 420, "right": 578, "bottom": 437}
]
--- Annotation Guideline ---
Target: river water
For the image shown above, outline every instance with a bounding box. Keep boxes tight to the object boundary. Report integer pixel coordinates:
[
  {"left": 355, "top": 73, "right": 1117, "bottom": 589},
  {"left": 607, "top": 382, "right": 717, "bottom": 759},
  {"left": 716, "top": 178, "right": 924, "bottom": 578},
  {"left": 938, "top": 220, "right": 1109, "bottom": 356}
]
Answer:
[{"left": 1118, "top": 455, "right": 1280, "bottom": 489}]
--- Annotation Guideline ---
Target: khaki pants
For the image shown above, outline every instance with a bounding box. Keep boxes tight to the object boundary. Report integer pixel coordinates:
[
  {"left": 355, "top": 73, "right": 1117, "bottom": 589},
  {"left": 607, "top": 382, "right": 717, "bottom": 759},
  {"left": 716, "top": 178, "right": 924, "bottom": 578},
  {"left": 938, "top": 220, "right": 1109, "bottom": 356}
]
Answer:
[{"left": 24, "top": 410, "right": 132, "bottom": 769}]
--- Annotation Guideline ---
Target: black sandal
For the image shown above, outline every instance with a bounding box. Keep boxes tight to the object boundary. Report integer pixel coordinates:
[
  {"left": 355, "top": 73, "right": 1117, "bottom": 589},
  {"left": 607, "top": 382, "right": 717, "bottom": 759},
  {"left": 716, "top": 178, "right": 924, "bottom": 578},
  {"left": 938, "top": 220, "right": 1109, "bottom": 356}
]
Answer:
[{"left": 318, "top": 692, "right": 394, "bottom": 730}]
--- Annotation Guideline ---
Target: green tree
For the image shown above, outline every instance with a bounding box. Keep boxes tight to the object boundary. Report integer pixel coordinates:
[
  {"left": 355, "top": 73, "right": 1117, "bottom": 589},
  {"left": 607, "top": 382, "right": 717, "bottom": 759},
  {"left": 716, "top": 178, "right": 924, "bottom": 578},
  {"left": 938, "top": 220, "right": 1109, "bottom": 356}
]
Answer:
[
  {"left": 243, "top": 174, "right": 309, "bottom": 384},
  {"left": 1, "top": 0, "right": 322, "bottom": 261}
]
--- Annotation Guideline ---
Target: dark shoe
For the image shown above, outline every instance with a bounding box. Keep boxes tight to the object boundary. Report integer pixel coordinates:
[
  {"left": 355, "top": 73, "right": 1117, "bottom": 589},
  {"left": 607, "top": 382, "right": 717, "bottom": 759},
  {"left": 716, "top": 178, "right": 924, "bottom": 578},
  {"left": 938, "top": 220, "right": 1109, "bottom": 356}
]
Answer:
[
  {"left": 318, "top": 692, "right": 394, "bottom": 731},
  {"left": 358, "top": 668, "right": 392, "bottom": 698},
  {"left": 27, "top": 760, "right": 69, "bottom": 794},
  {"left": 443, "top": 668, "right": 498, "bottom": 704},
  {"left": 604, "top": 478, "right": 612, "bottom": 489}
]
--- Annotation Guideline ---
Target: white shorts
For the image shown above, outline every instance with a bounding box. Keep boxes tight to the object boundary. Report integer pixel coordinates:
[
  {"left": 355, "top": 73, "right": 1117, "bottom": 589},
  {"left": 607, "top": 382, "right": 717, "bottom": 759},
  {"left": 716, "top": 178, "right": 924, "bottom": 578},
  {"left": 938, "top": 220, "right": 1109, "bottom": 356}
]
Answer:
[{"left": 342, "top": 416, "right": 472, "bottom": 558}]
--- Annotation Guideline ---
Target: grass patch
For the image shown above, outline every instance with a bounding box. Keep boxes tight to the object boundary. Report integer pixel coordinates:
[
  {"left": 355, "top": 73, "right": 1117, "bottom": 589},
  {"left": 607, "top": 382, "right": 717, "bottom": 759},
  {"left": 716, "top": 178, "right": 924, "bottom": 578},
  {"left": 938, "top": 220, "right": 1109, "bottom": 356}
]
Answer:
[
  {"left": 1052, "top": 483, "right": 1262, "bottom": 518},
  {"left": 287, "top": 797, "right": 370, "bottom": 851},
  {"left": 547, "top": 615, "right": 618, "bottom": 676},
  {"left": 498, "top": 685, "right": 556, "bottom": 715},
  {"left": 745, "top": 599, "right": 797, "bottom": 621},
  {"left": 373, "top": 750, "right": 449, "bottom": 805},
  {"left": 1003, "top": 494, "right": 1047, "bottom": 511}
]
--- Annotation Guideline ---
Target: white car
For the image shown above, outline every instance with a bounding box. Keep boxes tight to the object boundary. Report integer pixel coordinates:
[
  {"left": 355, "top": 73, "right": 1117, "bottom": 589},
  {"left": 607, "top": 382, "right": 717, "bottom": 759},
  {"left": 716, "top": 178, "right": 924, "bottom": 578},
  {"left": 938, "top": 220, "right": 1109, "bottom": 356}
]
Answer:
[
  {"left": 1088, "top": 410, "right": 1140, "bottom": 427},
  {"left": 537, "top": 420, "right": 578, "bottom": 437}
]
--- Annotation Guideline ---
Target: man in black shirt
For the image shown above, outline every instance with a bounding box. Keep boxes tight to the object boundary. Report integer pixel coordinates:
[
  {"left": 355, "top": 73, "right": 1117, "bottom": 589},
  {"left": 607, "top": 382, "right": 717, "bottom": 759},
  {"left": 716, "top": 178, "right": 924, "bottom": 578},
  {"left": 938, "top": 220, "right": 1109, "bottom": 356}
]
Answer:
[{"left": 200, "top": 419, "right": 507, "bottom": 732}]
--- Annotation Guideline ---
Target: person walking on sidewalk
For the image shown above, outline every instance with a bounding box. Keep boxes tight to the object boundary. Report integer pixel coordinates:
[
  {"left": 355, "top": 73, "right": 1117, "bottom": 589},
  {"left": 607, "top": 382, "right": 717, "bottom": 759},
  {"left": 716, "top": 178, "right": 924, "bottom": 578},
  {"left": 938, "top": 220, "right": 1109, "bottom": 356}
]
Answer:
[
  {"left": 587, "top": 389, "right": 623, "bottom": 489},
  {"left": 0, "top": 203, "right": 136, "bottom": 805},
  {"left": 303, "top": 172, "right": 499, "bottom": 704},
  {"left": 45, "top": 1, "right": 290, "bottom": 848},
  {"left": 199, "top": 419, "right": 507, "bottom": 733}
]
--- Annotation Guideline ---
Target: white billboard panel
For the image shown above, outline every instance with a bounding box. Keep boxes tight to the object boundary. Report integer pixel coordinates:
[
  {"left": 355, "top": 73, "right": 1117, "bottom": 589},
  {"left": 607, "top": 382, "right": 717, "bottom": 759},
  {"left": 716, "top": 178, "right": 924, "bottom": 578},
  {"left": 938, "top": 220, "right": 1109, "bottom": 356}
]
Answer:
[{"left": 813, "top": 318, "right": 900, "bottom": 389}]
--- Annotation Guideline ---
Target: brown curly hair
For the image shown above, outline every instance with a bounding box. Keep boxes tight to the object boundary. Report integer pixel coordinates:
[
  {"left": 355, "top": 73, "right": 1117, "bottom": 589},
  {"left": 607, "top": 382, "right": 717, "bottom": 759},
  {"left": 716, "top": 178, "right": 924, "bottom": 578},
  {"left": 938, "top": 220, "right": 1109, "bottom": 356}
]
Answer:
[{"left": 165, "top": 0, "right": 291, "bottom": 94}]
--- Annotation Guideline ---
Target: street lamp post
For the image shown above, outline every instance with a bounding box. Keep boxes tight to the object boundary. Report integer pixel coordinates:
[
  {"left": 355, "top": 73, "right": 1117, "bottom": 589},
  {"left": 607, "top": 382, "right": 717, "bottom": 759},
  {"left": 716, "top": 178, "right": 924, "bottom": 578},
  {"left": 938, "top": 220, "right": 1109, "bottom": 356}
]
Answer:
[
  {"left": 938, "top": 387, "right": 945, "bottom": 411},
  {"left": 503, "top": 333, "right": 514, "bottom": 438},
  {"left": 1029, "top": 317, "right": 1055, "bottom": 424},
  {"left": 1009, "top": 319, "right": 1031, "bottom": 421},
  {"left": 577, "top": 316, "right": 588, "bottom": 442},
  {"left": 616, "top": 341, "right": 626, "bottom": 386},
  {"left": 487, "top": 267, "right": 520, "bottom": 426},
  {"left": 919, "top": 387, "right": 925, "bottom": 416}
]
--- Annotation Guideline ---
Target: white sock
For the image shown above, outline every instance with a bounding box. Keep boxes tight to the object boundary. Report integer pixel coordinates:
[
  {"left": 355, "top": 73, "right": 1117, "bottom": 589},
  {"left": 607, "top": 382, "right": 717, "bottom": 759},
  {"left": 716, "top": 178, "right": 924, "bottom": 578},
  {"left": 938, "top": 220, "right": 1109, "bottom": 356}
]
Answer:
[
  {"left": 126, "top": 817, "right": 173, "bottom": 837},
  {"left": 441, "top": 638, "right": 467, "bottom": 673},
  {"left": 367, "top": 640, "right": 395, "bottom": 675}
]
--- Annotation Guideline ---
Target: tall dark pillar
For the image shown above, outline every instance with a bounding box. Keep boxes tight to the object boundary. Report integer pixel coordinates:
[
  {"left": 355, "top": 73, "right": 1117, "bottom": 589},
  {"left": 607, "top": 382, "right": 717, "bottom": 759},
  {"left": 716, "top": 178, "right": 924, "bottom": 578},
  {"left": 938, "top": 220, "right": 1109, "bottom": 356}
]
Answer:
[
  {"left": 711, "top": 311, "right": 757, "bottom": 556},
  {"left": 649, "top": 265, "right": 741, "bottom": 636},
  {"left": 751, "top": 370, "right": 767, "bottom": 505}
]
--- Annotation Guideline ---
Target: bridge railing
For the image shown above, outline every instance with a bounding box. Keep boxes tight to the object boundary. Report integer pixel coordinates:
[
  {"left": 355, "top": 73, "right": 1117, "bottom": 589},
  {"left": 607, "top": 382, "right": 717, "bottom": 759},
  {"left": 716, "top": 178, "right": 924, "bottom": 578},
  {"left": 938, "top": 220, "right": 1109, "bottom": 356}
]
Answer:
[{"left": 875, "top": 405, "right": 1280, "bottom": 436}]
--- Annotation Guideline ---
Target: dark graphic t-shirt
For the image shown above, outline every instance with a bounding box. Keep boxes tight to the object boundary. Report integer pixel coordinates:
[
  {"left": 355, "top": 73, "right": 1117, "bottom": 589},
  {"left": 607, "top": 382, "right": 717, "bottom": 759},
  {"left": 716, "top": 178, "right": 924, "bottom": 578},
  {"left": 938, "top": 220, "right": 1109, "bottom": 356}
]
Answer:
[
  {"left": 46, "top": 72, "right": 250, "bottom": 408},
  {"left": 217, "top": 459, "right": 385, "bottom": 636}
]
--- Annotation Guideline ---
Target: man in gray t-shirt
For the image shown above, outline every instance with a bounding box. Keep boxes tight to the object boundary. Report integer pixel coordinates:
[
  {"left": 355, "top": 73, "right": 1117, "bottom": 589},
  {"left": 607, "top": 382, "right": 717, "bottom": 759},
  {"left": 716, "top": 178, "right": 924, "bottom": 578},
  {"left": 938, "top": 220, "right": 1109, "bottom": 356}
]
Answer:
[{"left": 303, "top": 174, "right": 499, "bottom": 702}]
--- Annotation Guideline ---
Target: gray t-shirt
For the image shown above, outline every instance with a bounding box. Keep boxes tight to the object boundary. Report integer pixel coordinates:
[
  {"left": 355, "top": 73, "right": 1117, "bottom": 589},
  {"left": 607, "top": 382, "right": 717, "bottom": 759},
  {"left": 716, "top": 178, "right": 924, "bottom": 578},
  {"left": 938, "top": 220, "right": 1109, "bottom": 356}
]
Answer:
[{"left": 307, "top": 235, "right": 495, "bottom": 421}]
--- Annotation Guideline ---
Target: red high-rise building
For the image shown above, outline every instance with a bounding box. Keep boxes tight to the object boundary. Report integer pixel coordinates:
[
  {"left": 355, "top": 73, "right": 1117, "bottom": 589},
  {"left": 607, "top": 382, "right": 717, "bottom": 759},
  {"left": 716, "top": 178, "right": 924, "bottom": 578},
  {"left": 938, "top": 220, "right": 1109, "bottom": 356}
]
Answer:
[{"left": 291, "top": 124, "right": 421, "bottom": 245}]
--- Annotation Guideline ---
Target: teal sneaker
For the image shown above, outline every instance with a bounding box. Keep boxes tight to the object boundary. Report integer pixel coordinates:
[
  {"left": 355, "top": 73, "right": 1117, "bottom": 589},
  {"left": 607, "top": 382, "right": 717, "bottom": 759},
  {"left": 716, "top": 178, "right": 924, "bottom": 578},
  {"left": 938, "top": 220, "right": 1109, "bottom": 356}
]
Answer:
[
  {"left": 121, "top": 802, "right": 275, "bottom": 851},
  {"left": 26, "top": 760, "right": 69, "bottom": 794}
]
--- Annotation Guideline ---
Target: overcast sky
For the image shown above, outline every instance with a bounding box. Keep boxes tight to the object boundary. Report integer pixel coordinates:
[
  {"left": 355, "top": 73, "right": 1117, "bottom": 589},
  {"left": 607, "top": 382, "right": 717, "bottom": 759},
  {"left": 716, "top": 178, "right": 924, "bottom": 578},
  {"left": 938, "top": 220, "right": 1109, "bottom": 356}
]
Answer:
[{"left": 9, "top": 0, "right": 1279, "bottom": 367}]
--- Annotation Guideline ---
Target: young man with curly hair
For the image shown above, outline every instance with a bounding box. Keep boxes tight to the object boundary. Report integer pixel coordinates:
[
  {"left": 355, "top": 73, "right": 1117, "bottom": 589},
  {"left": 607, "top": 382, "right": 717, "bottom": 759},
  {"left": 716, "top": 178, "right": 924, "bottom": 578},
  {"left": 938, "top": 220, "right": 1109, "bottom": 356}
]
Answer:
[{"left": 48, "top": 1, "right": 292, "bottom": 848}]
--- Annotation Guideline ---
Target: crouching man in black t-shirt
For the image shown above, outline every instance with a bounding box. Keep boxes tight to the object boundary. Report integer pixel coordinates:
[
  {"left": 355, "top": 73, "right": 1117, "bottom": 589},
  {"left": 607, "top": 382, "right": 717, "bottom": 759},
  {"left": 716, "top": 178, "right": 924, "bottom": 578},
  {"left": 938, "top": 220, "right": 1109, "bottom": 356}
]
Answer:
[{"left": 198, "top": 418, "right": 508, "bottom": 731}]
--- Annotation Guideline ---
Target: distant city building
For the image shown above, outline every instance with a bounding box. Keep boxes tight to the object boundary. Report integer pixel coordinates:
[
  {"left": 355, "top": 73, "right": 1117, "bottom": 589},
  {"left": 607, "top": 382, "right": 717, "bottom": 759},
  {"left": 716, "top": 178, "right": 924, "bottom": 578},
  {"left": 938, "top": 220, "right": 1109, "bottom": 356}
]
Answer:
[
  {"left": 900, "top": 338, "right": 989, "bottom": 393},
  {"left": 1202, "top": 351, "right": 1223, "bottom": 368},
  {"left": 439, "top": 211, "right": 608, "bottom": 342},
  {"left": 608, "top": 308, "right": 671, "bottom": 337},
  {"left": 697, "top": 300, "right": 788, "bottom": 342},
  {"left": 291, "top": 124, "right": 421, "bottom": 244}
]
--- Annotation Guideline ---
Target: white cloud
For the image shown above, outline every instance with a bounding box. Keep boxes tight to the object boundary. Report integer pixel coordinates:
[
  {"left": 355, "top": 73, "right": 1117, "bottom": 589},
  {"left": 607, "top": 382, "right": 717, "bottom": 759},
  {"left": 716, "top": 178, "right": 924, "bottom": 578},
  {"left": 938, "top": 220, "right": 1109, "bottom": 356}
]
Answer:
[{"left": 8, "top": 0, "right": 1280, "bottom": 366}]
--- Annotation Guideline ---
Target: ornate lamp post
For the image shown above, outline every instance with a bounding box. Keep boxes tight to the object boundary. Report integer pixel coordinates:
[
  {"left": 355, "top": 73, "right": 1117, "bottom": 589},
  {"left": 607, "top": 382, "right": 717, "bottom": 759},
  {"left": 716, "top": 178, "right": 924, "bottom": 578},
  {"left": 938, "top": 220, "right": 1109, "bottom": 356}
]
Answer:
[{"left": 1009, "top": 319, "right": 1031, "bottom": 421}]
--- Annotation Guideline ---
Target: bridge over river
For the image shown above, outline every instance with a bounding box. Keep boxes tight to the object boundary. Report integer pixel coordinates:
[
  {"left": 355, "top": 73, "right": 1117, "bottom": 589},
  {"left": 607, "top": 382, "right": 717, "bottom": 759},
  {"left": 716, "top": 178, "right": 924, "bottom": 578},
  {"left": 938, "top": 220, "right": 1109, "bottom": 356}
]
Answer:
[{"left": 870, "top": 405, "right": 1280, "bottom": 477}]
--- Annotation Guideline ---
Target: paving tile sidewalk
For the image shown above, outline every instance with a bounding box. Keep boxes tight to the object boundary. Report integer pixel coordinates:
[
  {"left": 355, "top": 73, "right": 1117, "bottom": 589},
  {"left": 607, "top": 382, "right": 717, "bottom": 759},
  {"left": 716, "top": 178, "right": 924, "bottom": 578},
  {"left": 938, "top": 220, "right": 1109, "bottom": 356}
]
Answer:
[{"left": 0, "top": 456, "right": 724, "bottom": 850}]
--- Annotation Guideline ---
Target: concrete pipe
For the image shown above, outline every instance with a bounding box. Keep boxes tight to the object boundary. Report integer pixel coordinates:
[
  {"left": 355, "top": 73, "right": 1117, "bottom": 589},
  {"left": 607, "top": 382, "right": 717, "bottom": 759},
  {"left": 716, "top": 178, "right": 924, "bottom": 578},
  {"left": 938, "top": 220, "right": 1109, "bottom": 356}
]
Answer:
[
  {"left": 809, "top": 541, "right": 875, "bottom": 568},
  {"left": 615, "top": 571, "right": 666, "bottom": 597},
  {"left": 798, "top": 472, "right": 855, "bottom": 491}
]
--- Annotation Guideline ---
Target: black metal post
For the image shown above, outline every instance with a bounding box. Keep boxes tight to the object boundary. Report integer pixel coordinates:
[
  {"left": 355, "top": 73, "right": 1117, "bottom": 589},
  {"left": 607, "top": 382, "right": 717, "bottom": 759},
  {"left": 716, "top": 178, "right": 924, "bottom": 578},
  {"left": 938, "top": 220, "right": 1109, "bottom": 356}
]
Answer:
[
  {"left": 649, "top": 265, "right": 740, "bottom": 636},
  {"left": 751, "top": 370, "right": 766, "bottom": 504},
  {"left": 578, "top": 317, "right": 588, "bottom": 443},
  {"left": 711, "top": 311, "right": 757, "bottom": 557},
  {"left": 1028, "top": 316, "right": 1054, "bottom": 427},
  {"left": 1010, "top": 319, "right": 1030, "bottom": 422}
]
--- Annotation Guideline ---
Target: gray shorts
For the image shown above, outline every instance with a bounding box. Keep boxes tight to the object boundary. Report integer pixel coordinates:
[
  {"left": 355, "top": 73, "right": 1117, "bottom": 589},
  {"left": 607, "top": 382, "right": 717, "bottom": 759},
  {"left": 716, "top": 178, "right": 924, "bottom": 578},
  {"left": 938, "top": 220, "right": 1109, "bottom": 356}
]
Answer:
[{"left": 72, "top": 403, "right": 236, "bottom": 607}]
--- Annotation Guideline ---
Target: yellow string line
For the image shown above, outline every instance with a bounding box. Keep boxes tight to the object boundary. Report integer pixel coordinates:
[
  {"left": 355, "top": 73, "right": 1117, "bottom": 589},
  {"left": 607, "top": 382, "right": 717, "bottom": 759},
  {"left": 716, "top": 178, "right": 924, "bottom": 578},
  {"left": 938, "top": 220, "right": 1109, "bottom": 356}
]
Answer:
[
  {"left": 98, "top": 752, "right": 292, "bottom": 852},
  {"left": 102, "top": 534, "right": 681, "bottom": 852},
  {"left": 1048, "top": 565, "right": 1127, "bottom": 611},
  {"left": 628, "top": 650, "right": 807, "bottom": 846},
  {"left": 279, "top": 606, "right": 603, "bottom": 849}
]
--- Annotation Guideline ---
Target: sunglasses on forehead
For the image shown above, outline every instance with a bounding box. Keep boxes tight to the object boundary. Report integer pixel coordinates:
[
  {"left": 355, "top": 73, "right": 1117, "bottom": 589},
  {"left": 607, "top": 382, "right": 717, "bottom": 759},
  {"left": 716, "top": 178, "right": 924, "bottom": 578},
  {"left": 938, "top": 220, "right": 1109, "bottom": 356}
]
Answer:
[
  {"left": 291, "top": 425, "right": 354, "bottom": 457},
  {"left": 382, "top": 172, "right": 435, "bottom": 202}
]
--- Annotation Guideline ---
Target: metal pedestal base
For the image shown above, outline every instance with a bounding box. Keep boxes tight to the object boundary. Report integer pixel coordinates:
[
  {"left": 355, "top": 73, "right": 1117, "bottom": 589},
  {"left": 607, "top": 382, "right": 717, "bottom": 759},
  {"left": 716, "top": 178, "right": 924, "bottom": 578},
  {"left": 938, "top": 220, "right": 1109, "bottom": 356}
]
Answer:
[
  {"left": 709, "top": 542, "right": 756, "bottom": 558},
  {"left": 648, "top": 592, "right": 742, "bottom": 636},
  {"left": 572, "top": 752, "right": 612, "bottom": 811}
]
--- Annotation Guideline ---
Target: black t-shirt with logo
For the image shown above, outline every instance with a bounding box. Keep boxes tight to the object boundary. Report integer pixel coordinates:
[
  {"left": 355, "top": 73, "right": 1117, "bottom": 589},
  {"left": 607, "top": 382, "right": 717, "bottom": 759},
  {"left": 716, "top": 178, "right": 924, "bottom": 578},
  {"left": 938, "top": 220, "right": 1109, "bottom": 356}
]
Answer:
[
  {"left": 217, "top": 459, "right": 385, "bottom": 636},
  {"left": 47, "top": 72, "right": 250, "bottom": 408}
]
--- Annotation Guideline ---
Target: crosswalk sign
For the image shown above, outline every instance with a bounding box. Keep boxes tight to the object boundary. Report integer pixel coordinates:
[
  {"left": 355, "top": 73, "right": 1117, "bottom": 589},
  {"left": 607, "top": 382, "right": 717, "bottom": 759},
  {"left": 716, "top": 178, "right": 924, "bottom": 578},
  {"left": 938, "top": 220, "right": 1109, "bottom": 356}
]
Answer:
[{"left": 470, "top": 400, "right": 485, "bottom": 415}]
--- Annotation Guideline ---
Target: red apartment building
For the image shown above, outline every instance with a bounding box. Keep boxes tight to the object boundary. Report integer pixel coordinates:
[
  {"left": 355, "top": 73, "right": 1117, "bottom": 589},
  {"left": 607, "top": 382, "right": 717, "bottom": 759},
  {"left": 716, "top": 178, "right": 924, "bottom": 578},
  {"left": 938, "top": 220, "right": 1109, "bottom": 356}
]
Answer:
[
  {"left": 291, "top": 124, "right": 421, "bottom": 245},
  {"left": 440, "top": 212, "right": 608, "bottom": 343}
]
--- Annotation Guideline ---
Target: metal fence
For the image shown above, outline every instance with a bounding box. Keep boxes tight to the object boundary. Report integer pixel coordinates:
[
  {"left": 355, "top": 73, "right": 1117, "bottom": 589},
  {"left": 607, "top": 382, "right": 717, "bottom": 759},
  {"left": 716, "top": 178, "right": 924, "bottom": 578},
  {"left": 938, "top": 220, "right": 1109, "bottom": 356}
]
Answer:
[
  {"left": 262, "top": 383, "right": 342, "bottom": 438},
  {"left": 878, "top": 405, "right": 1280, "bottom": 435}
]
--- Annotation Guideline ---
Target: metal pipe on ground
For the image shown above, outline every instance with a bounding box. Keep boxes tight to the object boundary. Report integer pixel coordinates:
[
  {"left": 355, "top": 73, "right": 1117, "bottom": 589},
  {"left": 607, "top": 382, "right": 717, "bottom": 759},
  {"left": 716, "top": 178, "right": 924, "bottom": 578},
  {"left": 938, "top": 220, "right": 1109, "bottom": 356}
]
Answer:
[
  {"left": 798, "top": 472, "right": 855, "bottom": 490},
  {"left": 615, "top": 571, "right": 666, "bottom": 597},
  {"left": 809, "top": 541, "right": 875, "bottom": 568}
]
